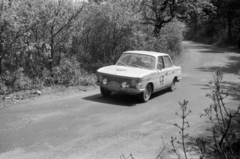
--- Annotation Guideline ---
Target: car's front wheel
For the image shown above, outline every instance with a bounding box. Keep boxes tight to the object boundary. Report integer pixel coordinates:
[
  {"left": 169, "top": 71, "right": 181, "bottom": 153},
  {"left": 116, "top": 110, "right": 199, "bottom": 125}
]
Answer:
[
  {"left": 100, "top": 87, "right": 112, "bottom": 96},
  {"left": 139, "top": 84, "right": 152, "bottom": 102}
]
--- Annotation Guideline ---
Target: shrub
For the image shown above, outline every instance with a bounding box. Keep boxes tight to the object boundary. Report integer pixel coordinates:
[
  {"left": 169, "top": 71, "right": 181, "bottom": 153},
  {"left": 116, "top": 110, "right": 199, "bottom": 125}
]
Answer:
[
  {"left": 79, "top": 73, "right": 96, "bottom": 86},
  {"left": 52, "top": 56, "right": 86, "bottom": 86},
  {"left": 130, "top": 19, "right": 186, "bottom": 58},
  {"left": 159, "top": 19, "right": 186, "bottom": 57},
  {"left": 42, "top": 68, "right": 54, "bottom": 87},
  {"left": 13, "top": 68, "right": 32, "bottom": 91},
  {"left": 0, "top": 80, "right": 8, "bottom": 95},
  {"left": 0, "top": 68, "right": 33, "bottom": 94}
]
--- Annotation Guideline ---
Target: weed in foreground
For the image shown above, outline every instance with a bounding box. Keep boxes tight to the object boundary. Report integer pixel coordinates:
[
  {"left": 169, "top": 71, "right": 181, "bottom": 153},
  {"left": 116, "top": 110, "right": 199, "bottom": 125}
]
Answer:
[{"left": 171, "top": 71, "right": 240, "bottom": 159}]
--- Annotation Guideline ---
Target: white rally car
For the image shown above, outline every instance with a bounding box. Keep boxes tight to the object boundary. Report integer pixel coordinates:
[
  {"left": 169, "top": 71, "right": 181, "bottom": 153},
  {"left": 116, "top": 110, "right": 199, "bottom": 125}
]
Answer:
[{"left": 96, "top": 51, "right": 182, "bottom": 102}]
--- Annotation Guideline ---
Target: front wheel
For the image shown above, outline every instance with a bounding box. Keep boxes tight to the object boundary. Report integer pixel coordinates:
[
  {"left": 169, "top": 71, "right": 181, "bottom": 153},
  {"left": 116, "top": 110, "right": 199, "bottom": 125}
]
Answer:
[
  {"left": 100, "top": 87, "right": 111, "bottom": 96},
  {"left": 139, "top": 84, "right": 152, "bottom": 102}
]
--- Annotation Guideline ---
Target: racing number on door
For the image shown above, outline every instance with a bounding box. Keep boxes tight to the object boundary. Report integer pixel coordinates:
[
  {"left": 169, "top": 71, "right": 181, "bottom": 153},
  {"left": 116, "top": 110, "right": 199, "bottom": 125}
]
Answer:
[{"left": 159, "top": 75, "right": 164, "bottom": 85}]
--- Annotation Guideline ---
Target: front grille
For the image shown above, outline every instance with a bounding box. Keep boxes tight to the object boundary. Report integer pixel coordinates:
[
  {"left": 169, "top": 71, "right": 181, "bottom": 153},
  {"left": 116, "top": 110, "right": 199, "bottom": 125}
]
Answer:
[{"left": 102, "top": 74, "right": 131, "bottom": 85}]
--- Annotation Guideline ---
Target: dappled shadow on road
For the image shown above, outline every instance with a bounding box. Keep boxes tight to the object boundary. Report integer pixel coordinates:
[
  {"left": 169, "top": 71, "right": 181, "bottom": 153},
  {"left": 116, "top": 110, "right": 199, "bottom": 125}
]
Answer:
[
  {"left": 183, "top": 41, "right": 212, "bottom": 50},
  {"left": 192, "top": 81, "right": 240, "bottom": 102},
  {"left": 200, "top": 50, "right": 225, "bottom": 53},
  {"left": 193, "top": 44, "right": 240, "bottom": 101},
  {"left": 196, "top": 44, "right": 240, "bottom": 75},
  {"left": 83, "top": 89, "right": 170, "bottom": 107},
  {"left": 197, "top": 55, "right": 240, "bottom": 75}
]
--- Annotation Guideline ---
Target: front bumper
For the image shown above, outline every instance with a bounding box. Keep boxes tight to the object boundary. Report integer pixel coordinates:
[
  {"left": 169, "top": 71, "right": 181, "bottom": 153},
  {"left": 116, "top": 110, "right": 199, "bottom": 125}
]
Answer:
[{"left": 96, "top": 82, "right": 145, "bottom": 95}]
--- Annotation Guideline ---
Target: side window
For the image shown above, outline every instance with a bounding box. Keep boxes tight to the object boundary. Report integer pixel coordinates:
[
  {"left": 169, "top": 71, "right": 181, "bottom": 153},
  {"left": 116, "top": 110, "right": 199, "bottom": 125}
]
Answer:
[
  {"left": 157, "top": 56, "right": 164, "bottom": 70},
  {"left": 163, "top": 56, "right": 172, "bottom": 68}
]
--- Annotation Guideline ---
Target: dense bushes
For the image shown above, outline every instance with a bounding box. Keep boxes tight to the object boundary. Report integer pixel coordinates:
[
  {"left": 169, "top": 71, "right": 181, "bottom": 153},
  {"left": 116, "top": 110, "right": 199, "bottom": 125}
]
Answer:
[
  {"left": 52, "top": 57, "right": 96, "bottom": 86},
  {"left": 0, "top": 56, "right": 96, "bottom": 94},
  {"left": 0, "top": 68, "right": 32, "bottom": 94},
  {"left": 0, "top": 0, "right": 185, "bottom": 95},
  {"left": 128, "top": 19, "right": 185, "bottom": 59}
]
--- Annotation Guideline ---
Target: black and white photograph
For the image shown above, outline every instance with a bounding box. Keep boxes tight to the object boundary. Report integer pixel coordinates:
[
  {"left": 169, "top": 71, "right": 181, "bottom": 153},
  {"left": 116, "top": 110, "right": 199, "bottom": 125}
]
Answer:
[{"left": 0, "top": 0, "right": 240, "bottom": 158}]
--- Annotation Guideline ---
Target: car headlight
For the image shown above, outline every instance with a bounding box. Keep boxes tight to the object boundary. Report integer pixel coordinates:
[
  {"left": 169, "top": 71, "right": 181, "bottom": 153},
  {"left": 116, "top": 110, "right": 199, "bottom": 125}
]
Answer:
[
  {"left": 121, "top": 82, "right": 128, "bottom": 88},
  {"left": 102, "top": 78, "right": 108, "bottom": 85},
  {"left": 130, "top": 79, "right": 137, "bottom": 86}
]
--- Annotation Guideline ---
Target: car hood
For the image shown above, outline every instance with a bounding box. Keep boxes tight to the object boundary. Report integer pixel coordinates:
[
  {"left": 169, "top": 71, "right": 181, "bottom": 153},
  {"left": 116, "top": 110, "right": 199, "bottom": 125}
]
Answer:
[{"left": 97, "top": 65, "right": 156, "bottom": 78}]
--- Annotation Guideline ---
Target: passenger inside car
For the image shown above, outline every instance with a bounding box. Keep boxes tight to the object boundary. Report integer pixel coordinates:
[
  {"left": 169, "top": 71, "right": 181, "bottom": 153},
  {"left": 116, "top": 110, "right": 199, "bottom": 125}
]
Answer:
[{"left": 132, "top": 57, "right": 145, "bottom": 67}]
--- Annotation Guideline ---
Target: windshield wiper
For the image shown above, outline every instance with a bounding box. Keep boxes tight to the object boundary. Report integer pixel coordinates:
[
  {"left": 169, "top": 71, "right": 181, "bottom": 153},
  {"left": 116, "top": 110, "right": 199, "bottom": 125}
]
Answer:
[{"left": 129, "top": 64, "right": 144, "bottom": 69}]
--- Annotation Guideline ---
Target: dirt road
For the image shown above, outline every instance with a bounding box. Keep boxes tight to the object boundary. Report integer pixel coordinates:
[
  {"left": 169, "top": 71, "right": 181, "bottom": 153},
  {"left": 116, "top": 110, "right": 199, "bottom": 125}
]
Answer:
[{"left": 0, "top": 41, "right": 239, "bottom": 159}]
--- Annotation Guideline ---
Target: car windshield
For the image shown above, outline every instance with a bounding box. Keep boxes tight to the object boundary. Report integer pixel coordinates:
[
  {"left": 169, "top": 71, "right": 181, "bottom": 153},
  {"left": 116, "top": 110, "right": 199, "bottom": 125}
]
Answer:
[{"left": 116, "top": 53, "right": 156, "bottom": 70}]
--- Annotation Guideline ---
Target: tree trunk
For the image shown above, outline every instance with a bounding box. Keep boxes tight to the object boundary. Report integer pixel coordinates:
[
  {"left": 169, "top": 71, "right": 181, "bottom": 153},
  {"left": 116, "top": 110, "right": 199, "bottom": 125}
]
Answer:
[
  {"left": 154, "top": 22, "right": 163, "bottom": 36},
  {"left": 227, "top": 13, "right": 232, "bottom": 42},
  {"left": 238, "top": 35, "right": 240, "bottom": 49},
  {"left": 194, "top": 13, "right": 198, "bottom": 34},
  {"left": 49, "top": 37, "right": 54, "bottom": 71}
]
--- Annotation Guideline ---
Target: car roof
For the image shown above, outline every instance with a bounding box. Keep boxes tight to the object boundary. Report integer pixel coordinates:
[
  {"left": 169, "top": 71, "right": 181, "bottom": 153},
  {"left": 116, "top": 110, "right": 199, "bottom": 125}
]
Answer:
[{"left": 123, "top": 50, "right": 168, "bottom": 57}]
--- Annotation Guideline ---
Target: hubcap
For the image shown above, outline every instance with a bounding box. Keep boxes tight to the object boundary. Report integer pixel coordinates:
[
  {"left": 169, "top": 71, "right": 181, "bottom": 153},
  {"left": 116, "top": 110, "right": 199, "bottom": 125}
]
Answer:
[{"left": 171, "top": 81, "right": 175, "bottom": 90}]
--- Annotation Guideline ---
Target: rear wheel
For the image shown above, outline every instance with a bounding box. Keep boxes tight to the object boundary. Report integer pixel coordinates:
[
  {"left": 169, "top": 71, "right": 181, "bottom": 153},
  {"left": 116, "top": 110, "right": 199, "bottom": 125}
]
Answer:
[
  {"left": 169, "top": 79, "right": 176, "bottom": 91},
  {"left": 139, "top": 84, "right": 152, "bottom": 102},
  {"left": 100, "top": 87, "right": 111, "bottom": 96}
]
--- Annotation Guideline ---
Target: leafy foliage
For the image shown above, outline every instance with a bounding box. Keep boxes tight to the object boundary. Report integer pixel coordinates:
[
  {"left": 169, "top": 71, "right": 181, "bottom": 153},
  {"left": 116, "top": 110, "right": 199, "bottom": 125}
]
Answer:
[
  {"left": 186, "top": 0, "right": 240, "bottom": 47},
  {"left": 141, "top": 0, "right": 195, "bottom": 35},
  {"left": 0, "top": 0, "right": 186, "bottom": 95}
]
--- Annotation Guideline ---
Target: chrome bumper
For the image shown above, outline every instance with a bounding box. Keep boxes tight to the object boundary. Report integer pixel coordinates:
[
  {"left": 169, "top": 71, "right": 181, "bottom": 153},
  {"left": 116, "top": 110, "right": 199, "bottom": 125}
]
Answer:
[{"left": 96, "top": 83, "right": 145, "bottom": 95}]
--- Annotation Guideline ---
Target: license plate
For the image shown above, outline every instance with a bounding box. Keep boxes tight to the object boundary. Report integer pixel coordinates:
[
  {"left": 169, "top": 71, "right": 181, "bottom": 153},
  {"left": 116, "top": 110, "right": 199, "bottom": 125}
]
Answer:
[{"left": 108, "top": 81, "right": 120, "bottom": 91}]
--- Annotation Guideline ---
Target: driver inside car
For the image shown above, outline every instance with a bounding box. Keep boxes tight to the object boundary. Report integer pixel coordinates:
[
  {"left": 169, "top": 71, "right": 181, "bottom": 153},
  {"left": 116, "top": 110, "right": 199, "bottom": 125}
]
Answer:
[{"left": 132, "top": 56, "right": 145, "bottom": 67}]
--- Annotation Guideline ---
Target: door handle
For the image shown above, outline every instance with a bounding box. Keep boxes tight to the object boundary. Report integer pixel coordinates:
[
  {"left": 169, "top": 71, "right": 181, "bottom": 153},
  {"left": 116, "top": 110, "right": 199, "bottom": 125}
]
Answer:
[{"left": 165, "top": 72, "right": 168, "bottom": 75}]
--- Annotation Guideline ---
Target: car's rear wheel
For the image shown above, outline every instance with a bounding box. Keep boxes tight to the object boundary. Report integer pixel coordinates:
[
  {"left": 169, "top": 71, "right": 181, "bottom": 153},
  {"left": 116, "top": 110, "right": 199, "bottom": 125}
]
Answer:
[
  {"left": 100, "top": 87, "right": 111, "bottom": 96},
  {"left": 139, "top": 84, "right": 152, "bottom": 102},
  {"left": 169, "top": 79, "right": 176, "bottom": 91}
]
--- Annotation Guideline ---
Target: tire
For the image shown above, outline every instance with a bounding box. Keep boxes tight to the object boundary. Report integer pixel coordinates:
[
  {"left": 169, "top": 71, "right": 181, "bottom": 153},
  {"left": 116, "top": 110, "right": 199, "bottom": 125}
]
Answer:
[
  {"left": 100, "top": 87, "right": 111, "bottom": 96},
  {"left": 169, "top": 79, "right": 176, "bottom": 91},
  {"left": 139, "top": 84, "right": 152, "bottom": 102}
]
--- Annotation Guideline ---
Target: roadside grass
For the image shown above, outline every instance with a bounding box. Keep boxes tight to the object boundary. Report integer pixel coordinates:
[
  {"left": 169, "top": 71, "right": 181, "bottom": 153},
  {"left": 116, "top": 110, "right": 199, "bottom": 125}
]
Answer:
[{"left": 0, "top": 81, "right": 98, "bottom": 109}]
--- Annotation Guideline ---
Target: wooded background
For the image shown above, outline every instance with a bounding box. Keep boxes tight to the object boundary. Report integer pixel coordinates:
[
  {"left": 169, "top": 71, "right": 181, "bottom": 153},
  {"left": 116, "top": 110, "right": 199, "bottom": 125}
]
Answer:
[{"left": 0, "top": 0, "right": 239, "bottom": 94}]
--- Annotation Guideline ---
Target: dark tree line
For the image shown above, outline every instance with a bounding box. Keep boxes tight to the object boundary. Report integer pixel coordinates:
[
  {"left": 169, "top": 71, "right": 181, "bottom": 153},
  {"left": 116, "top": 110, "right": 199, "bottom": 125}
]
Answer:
[{"left": 186, "top": 0, "right": 240, "bottom": 47}]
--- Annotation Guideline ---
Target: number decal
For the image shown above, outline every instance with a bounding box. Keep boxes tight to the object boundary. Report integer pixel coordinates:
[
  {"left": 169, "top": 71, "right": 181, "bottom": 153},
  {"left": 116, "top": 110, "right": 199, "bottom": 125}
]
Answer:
[{"left": 159, "top": 75, "right": 164, "bottom": 85}]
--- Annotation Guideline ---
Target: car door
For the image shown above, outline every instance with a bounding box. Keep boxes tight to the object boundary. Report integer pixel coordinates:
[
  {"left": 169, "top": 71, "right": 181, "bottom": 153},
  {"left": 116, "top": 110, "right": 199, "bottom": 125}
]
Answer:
[
  {"left": 155, "top": 56, "right": 167, "bottom": 90},
  {"left": 162, "top": 56, "right": 174, "bottom": 86}
]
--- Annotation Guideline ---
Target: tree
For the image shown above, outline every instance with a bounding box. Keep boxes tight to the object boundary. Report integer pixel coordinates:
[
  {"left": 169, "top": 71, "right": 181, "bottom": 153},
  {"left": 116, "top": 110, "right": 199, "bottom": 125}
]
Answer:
[
  {"left": 141, "top": 0, "right": 194, "bottom": 36},
  {"left": 0, "top": 0, "right": 25, "bottom": 75},
  {"left": 188, "top": 0, "right": 214, "bottom": 34},
  {"left": 187, "top": 0, "right": 240, "bottom": 47},
  {"left": 74, "top": 1, "right": 140, "bottom": 71},
  {"left": 212, "top": 0, "right": 240, "bottom": 42}
]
